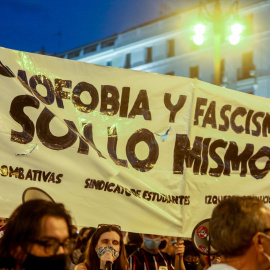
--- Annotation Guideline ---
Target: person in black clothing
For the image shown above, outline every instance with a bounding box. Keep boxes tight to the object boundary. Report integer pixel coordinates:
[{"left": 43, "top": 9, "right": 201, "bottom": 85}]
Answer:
[
  {"left": 129, "top": 234, "right": 185, "bottom": 270},
  {"left": 125, "top": 232, "right": 143, "bottom": 257},
  {"left": 0, "top": 199, "right": 74, "bottom": 270},
  {"left": 182, "top": 240, "right": 200, "bottom": 270}
]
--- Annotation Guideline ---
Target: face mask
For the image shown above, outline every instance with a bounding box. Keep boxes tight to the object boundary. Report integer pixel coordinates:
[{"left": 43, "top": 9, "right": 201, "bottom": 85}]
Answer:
[
  {"left": 260, "top": 233, "right": 270, "bottom": 269},
  {"left": 96, "top": 246, "right": 119, "bottom": 259},
  {"left": 144, "top": 237, "right": 161, "bottom": 250},
  {"left": 184, "top": 261, "right": 199, "bottom": 270},
  {"left": 22, "top": 253, "right": 67, "bottom": 270}
]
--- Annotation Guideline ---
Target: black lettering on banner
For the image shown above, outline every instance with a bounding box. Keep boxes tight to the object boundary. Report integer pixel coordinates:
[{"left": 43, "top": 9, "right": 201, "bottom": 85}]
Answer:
[
  {"left": 72, "top": 82, "right": 99, "bottom": 113},
  {"left": 25, "top": 170, "right": 32, "bottom": 180},
  {"left": 119, "top": 87, "right": 130, "bottom": 118},
  {"left": 10, "top": 95, "right": 40, "bottom": 144},
  {"left": 262, "top": 113, "right": 270, "bottom": 137},
  {"left": 218, "top": 105, "right": 231, "bottom": 131},
  {"left": 100, "top": 85, "right": 120, "bottom": 115},
  {"left": 36, "top": 107, "right": 77, "bottom": 150},
  {"left": 128, "top": 90, "right": 151, "bottom": 120},
  {"left": 130, "top": 189, "right": 141, "bottom": 197},
  {"left": 9, "top": 166, "right": 19, "bottom": 178},
  {"left": 84, "top": 178, "right": 189, "bottom": 204},
  {"left": 32, "top": 170, "right": 42, "bottom": 181},
  {"left": 107, "top": 126, "right": 128, "bottom": 167},
  {"left": 223, "top": 142, "right": 254, "bottom": 177},
  {"left": 231, "top": 107, "right": 247, "bottom": 134},
  {"left": 164, "top": 94, "right": 187, "bottom": 123},
  {"left": 29, "top": 75, "right": 55, "bottom": 105},
  {"left": 80, "top": 123, "right": 105, "bottom": 158},
  {"left": 249, "top": 146, "right": 270, "bottom": 179},
  {"left": 17, "top": 70, "right": 34, "bottom": 95},
  {"left": 205, "top": 195, "right": 270, "bottom": 204},
  {"left": 251, "top": 112, "right": 265, "bottom": 137},
  {"left": 173, "top": 134, "right": 270, "bottom": 179},
  {"left": 209, "top": 139, "right": 227, "bottom": 177},
  {"left": 173, "top": 135, "right": 203, "bottom": 174},
  {"left": 126, "top": 129, "right": 159, "bottom": 172},
  {"left": 0, "top": 61, "right": 15, "bottom": 77},
  {"left": 194, "top": 97, "right": 207, "bottom": 125},
  {"left": 245, "top": 110, "right": 254, "bottom": 135},
  {"left": 54, "top": 79, "right": 72, "bottom": 109},
  {"left": 202, "top": 101, "right": 217, "bottom": 129},
  {"left": 201, "top": 138, "right": 211, "bottom": 175},
  {"left": 1, "top": 166, "right": 63, "bottom": 184}
]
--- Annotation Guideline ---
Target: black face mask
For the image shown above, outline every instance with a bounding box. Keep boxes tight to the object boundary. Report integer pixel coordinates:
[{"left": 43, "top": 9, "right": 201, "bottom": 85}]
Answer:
[
  {"left": 22, "top": 253, "right": 67, "bottom": 270},
  {"left": 184, "top": 261, "right": 199, "bottom": 270}
]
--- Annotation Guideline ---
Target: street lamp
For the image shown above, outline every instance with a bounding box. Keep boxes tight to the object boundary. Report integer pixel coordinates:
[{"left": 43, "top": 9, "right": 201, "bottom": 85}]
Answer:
[{"left": 192, "top": 0, "right": 244, "bottom": 86}]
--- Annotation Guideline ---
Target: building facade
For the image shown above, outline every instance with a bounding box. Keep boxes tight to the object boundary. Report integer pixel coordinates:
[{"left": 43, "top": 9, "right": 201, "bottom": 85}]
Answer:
[{"left": 57, "top": 0, "right": 270, "bottom": 98}]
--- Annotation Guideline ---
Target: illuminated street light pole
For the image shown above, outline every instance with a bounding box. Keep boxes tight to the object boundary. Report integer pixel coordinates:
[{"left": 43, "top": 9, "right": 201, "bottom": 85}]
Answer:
[
  {"left": 213, "top": 1, "right": 223, "bottom": 86},
  {"left": 193, "top": 0, "right": 243, "bottom": 86}
]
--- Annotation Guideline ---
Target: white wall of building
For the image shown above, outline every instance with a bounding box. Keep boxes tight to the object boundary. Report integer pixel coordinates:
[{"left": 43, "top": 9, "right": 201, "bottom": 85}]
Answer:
[{"left": 58, "top": 0, "right": 270, "bottom": 98}]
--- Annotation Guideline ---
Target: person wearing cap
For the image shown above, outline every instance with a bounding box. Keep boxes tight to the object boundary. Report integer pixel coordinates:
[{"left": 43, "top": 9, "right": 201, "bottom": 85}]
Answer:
[
  {"left": 208, "top": 196, "right": 270, "bottom": 270},
  {"left": 0, "top": 199, "right": 74, "bottom": 270}
]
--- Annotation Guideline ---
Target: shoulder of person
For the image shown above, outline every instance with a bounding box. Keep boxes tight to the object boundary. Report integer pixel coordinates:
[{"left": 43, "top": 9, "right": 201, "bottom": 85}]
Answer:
[
  {"left": 129, "top": 248, "right": 145, "bottom": 261},
  {"left": 160, "top": 251, "right": 171, "bottom": 257},
  {"left": 75, "top": 262, "right": 88, "bottom": 270}
]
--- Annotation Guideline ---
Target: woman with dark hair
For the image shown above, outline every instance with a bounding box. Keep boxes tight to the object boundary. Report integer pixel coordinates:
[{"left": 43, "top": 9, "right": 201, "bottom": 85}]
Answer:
[
  {"left": 73, "top": 227, "right": 96, "bottom": 264},
  {"left": 75, "top": 224, "right": 129, "bottom": 270},
  {"left": 0, "top": 199, "right": 74, "bottom": 270}
]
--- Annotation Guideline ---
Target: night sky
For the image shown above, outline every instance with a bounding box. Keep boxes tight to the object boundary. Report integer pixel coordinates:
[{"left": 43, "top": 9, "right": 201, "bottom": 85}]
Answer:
[
  {"left": 1, "top": 0, "right": 171, "bottom": 54},
  {"left": 1, "top": 0, "right": 200, "bottom": 55}
]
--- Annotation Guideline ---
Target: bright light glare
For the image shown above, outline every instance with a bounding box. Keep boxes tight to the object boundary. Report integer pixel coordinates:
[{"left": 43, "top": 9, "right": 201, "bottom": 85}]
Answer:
[
  {"left": 193, "top": 34, "right": 205, "bottom": 45},
  {"left": 231, "top": 23, "right": 243, "bottom": 35},
  {"left": 194, "top": 23, "right": 206, "bottom": 35},
  {"left": 229, "top": 34, "right": 240, "bottom": 45}
]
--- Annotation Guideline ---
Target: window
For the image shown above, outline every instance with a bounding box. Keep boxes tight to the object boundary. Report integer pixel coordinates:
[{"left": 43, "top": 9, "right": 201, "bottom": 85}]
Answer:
[
  {"left": 237, "top": 51, "right": 255, "bottom": 80},
  {"left": 167, "top": 39, "right": 175, "bottom": 57},
  {"left": 84, "top": 45, "right": 97, "bottom": 54},
  {"left": 106, "top": 61, "right": 112, "bottom": 66},
  {"left": 190, "top": 65, "right": 199, "bottom": 78},
  {"left": 125, "top": 53, "right": 131, "bottom": 68},
  {"left": 67, "top": 50, "right": 80, "bottom": 59},
  {"left": 101, "top": 38, "right": 116, "bottom": 48},
  {"left": 146, "top": 47, "right": 152, "bottom": 63}
]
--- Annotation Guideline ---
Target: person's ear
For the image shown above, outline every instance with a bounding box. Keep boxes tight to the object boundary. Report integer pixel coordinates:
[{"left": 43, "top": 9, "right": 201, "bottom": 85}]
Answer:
[{"left": 253, "top": 232, "right": 264, "bottom": 252}]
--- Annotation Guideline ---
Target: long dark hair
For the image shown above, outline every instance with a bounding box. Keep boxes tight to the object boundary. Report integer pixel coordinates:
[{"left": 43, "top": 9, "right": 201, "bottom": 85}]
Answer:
[
  {"left": 74, "top": 227, "right": 96, "bottom": 250},
  {"left": 0, "top": 199, "right": 72, "bottom": 259},
  {"left": 84, "top": 225, "right": 129, "bottom": 270}
]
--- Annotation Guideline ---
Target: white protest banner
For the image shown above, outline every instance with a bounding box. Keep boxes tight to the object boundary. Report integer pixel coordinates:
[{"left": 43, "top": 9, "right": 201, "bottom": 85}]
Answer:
[{"left": 0, "top": 46, "right": 270, "bottom": 237}]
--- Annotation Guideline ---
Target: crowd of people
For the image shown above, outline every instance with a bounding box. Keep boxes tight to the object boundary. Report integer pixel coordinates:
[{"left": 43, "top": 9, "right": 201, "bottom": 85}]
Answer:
[{"left": 0, "top": 196, "right": 270, "bottom": 270}]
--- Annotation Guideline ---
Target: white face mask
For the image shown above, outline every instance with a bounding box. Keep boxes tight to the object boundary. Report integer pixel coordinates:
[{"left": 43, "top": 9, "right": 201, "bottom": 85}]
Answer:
[{"left": 260, "top": 233, "right": 270, "bottom": 270}]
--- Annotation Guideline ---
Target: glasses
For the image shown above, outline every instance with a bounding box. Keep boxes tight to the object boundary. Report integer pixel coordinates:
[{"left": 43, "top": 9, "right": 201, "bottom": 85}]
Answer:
[
  {"left": 30, "top": 238, "right": 75, "bottom": 255},
  {"left": 97, "top": 224, "right": 121, "bottom": 230}
]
